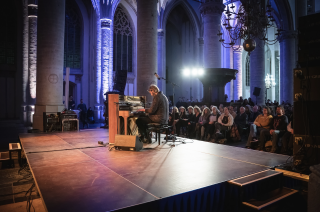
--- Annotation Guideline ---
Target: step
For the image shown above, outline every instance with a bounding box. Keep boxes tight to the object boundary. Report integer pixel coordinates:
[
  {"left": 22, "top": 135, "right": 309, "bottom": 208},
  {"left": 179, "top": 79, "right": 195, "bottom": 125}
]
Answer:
[
  {"left": 0, "top": 152, "right": 10, "bottom": 161},
  {"left": 228, "top": 170, "right": 282, "bottom": 187},
  {"left": 242, "top": 187, "right": 298, "bottom": 210},
  {"left": 275, "top": 168, "right": 309, "bottom": 182}
]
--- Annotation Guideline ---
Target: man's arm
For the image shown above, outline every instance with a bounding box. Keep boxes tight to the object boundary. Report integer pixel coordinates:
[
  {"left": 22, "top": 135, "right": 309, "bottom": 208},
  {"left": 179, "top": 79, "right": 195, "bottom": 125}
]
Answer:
[{"left": 145, "top": 95, "right": 159, "bottom": 114}]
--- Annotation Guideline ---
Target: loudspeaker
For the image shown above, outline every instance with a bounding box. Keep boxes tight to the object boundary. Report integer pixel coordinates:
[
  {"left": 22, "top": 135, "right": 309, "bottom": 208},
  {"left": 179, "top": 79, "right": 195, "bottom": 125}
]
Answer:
[
  {"left": 114, "top": 135, "right": 143, "bottom": 151},
  {"left": 113, "top": 70, "right": 128, "bottom": 95},
  {"left": 253, "top": 87, "right": 261, "bottom": 96},
  {"left": 293, "top": 135, "right": 320, "bottom": 167}
]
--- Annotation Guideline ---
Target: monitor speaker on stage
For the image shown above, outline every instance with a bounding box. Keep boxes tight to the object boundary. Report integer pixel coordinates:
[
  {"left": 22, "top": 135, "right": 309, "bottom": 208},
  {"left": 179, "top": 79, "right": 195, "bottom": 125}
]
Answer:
[
  {"left": 114, "top": 135, "right": 143, "bottom": 151},
  {"left": 113, "top": 69, "right": 128, "bottom": 95},
  {"left": 253, "top": 87, "right": 261, "bottom": 96}
]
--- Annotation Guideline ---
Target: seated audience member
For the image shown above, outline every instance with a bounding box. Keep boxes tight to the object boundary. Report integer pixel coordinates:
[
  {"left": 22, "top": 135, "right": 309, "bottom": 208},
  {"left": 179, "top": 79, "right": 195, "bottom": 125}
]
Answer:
[
  {"left": 206, "top": 106, "right": 221, "bottom": 141},
  {"left": 273, "top": 100, "right": 279, "bottom": 107},
  {"left": 214, "top": 107, "right": 234, "bottom": 142},
  {"left": 257, "top": 105, "right": 263, "bottom": 114},
  {"left": 196, "top": 107, "right": 211, "bottom": 140},
  {"left": 219, "top": 104, "right": 224, "bottom": 114},
  {"left": 246, "top": 107, "right": 273, "bottom": 148},
  {"left": 244, "top": 105, "right": 252, "bottom": 117},
  {"left": 258, "top": 106, "right": 288, "bottom": 152},
  {"left": 281, "top": 120, "right": 294, "bottom": 155},
  {"left": 238, "top": 96, "right": 244, "bottom": 103},
  {"left": 175, "top": 106, "right": 188, "bottom": 136},
  {"left": 168, "top": 107, "right": 179, "bottom": 127},
  {"left": 242, "top": 99, "right": 249, "bottom": 106},
  {"left": 248, "top": 105, "right": 261, "bottom": 124},
  {"left": 187, "top": 106, "right": 201, "bottom": 138},
  {"left": 248, "top": 98, "right": 255, "bottom": 106},
  {"left": 228, "top": 105, "right": 237, "bottom": 119},
  {"left": 234, "top": 107, "right": 248, "bottom": 133}
]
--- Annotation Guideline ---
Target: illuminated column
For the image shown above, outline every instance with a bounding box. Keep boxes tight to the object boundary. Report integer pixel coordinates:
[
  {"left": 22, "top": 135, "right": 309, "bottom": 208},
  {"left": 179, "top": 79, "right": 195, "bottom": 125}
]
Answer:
[
  {"left": 101, "top": 18, "right": 113, "bottom": 100},
  {"left": 233, "top": 46, "right": 243, "bottom": 101},
  {"left": 137, "top": 0, "right": 158, "bottom": 102},
  {"left": 279, "top": 31, "right": 296, "bottom": 104},
  {"left": 158, "top": 29, "right": 165, "bottom": 93},
  {"left": 33, "top": 0, "right": 65, "bottom": 131},
  {"left": 22, "top": 0, "right": 29, "bottom": 123},
  {"left": 250, "top": 39, "right": 265, "bottom": 105},
  {"left": 28, "top": 3, "right": 38, "bottom": 102},
  {"left": 95, "top": 13, "right": 102, "bottom": 120},
  {"left": 200, "top": 0, "right": 224, "bottom": 68}
]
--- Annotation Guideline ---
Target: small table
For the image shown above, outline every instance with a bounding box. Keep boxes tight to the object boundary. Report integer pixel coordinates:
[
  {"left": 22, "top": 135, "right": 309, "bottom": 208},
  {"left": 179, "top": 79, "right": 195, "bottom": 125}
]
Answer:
[{"left": 9, "top": 143, "right": 22, "bottom": 166}]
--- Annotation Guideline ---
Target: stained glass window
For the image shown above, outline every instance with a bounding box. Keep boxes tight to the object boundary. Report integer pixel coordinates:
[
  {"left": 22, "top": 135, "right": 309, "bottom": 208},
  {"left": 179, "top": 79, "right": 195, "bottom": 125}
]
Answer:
[
  {"left": 113, "top": 7, "right": 133, "bottom": 73},
  {"left": 0, "top": 1, "right": 16, "bottom": 65},
  {"left": 64, "top": 0, "right": 81, "bottom": 69}
]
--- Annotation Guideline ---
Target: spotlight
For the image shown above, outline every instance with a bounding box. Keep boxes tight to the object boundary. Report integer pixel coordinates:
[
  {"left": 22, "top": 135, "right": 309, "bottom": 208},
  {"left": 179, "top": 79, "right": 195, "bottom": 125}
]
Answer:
[
  {"left": 192, "top": 68, "right": 197, "bottom": 76},
  {"left": 198, "top": 68, "right": 204, "bottom": 75},
  {"left": 183, "top": 68, "right": 190, "bottom": 76}
]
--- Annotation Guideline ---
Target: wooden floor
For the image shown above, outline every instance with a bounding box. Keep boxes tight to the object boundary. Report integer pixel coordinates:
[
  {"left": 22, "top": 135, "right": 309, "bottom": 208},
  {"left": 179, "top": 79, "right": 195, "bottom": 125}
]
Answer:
[{"left": 19, "top": 129, "right": 289, "bottom": 212}]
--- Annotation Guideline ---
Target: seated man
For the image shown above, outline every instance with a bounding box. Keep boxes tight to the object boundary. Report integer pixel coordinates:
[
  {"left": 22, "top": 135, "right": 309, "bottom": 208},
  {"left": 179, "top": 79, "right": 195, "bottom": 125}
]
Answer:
[
  {"left": 281, "top": 120, "right": 294, "bottom": 155},
  {"left": 136, "top": 84, "right": 169, "bottom": 143},
  {"left": 234, "top": 107, "right": 248, "bottom": 134},
  {"left": 258, "top": 106, "right": 288, "bottom": 152},
  {"left": 246, "top": 106, "right": 273, "bottom": 148},
  {"left": 248, "top": 105, "right": 261, "bottom": 124},
  {"left": 214, "top": 107, "right": 234, "bottom": 142}
]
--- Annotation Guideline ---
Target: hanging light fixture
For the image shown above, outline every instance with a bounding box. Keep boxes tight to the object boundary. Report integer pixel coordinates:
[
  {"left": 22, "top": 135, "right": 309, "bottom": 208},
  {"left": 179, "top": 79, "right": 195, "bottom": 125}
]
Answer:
[{"left": 217, "top": 0, "right": 283, "bottom": 54}]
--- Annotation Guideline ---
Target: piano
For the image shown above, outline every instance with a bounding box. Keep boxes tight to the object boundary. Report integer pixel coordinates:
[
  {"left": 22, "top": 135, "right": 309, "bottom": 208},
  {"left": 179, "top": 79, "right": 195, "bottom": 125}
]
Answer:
[{"left": 108, "top": 94, "right": 146, "bottom": 144}]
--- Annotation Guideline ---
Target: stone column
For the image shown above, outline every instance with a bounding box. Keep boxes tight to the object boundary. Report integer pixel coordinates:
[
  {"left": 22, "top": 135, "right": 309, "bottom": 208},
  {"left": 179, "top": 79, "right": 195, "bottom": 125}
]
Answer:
[
  {"left": 250, "top": 39, "right": 265, "bottom": 105},
  {"left": 233, "top": 46, "right": 243, "bottom": 101},
  {"left": 21, "top": 0, "right": 29, "bottom": 123},
  {"left": 157, "top": 29, "right": 165, "bottom": 93},
  {"left": 198, "top": 37, "right": 204, "bottom": 100},
  {"left": 200, "top": 0, "right": 224, "bottom": 69},
  {"left": 33, "top": 0, "right": 65, "bottom": 131},
  {"left": 279, "top": 31, "right": 296, "bottom": 104},
  {"left": 101, "top": 18, "right": 113, "bottom": 99},
  {"left": 95, "top": 13, "right": 102, "bottom": 120},
  {"left": 137, "top": 0, "right": 158, "bottom": 102}
]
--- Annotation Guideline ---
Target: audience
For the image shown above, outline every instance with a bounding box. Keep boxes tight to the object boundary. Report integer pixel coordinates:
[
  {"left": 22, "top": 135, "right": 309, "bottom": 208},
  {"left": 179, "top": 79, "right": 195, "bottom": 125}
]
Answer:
[
  {"left": 258, "top": 106, "right": 288, "bottom": 153},
  {"left": 248, "top": 105, "right": 261, "bottom": 124},
  {"left": 228, "top": 105, "right": 237, "bottom": 119},
  {"left": 234, "top": 107, "right": 248, "bottom": 135},
  {"left": 214, "top": 107, "right": 234, "bottom": 142},
  {"left": 244, "top": 105, "right": 252, "bottom": 118},
  {"left": 246, "top": 106, "right": 273, "bottom": 148},
  {"left": 175, "top": 106, "right": 188, "bottom": 136},
  {"left": 187, "top": 106, "right": 201, "bottom": 138},
  {"left": 206, "top": 106, "right": 220, "bottom": 141},
  {"left": 242, "top": 99, "right": 249, "bottom": 106},
  {"left": 248, "top": 98, "right": 255, "bottom": 106},
  {"left": 197, "top": 107, "right": 211, "bottom": 140}
]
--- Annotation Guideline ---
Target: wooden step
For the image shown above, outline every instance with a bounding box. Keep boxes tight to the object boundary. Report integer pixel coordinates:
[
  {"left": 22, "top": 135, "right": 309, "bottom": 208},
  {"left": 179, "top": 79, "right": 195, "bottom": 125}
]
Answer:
[
  {"left": 275, "top": 168, "right": 309, "bottom": 182},
  {"left": 229, "top": 170, "right": 282, "bottom": 186},
  {"left": 242, "top": 187, "right": 298, "bottom": 210},
  {"left": 0, "top": 152, "right": 10, "bottom": 160}
]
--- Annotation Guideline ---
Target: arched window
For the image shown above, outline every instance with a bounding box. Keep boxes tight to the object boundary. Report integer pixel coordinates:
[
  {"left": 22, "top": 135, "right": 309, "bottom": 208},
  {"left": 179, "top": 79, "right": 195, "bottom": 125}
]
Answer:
[
  {"left": 0, "top": 1, "right": 16, "bottom": 65},
  {"left": 64, "top": 0, "right": 81, "bottom": 69},
  {"left": 113, "top": 7, "right": 133, "bottom": 73},
  {"left": 246, "top": 54, "right": 250, "bottom": 86}
]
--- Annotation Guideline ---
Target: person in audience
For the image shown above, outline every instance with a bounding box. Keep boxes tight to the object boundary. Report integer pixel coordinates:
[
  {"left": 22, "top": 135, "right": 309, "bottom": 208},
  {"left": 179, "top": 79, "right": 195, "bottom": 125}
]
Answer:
[
  {"left": 273, "top": 100, "right": 279, "bottom": 107},
  {"left": 244, "top": 105, "right": 252, "bottom": 117},
  {"left": 248, "top": 97, "right": 255, "bottom": 106},
  {"left": 233, "top": 106, "right": 238, "bottom": 114},
  {"left": 187, "top": 106, "right": 201, "bottom": 138},
  {"left": 246, "top": 106, "right": 273, "bottom": 148},
  {"left": 214, "top": 107, "right": 234, "bottom": 142},
  {"left": 248, "top": 105, "right": 261, "bottom": 124},
  {"left": 197, "top": 107, "right": 211, "bottom": 140},
  {"left": 168, "top": 106, "right": 179, "bottom": 128},
  {"left": 228, "top": 105, "right": 237, "bottom": 119},
  {"left": 281, "top": 120, "right": 294, "bottom": 155},
  {"left": 258, "top": 106, "right": 288, "bottom": 152},
  {"left": 219, "top": 104, "right": 224, "bottom": 114},
  {"left": 206, "top": 106, "right": 220, "bottom": 141},
  {"left": 77, "top": 99, "right": 88, "bottom": 128},
  {"left": 175, "top": 106, "right": 188, "bottom": 136},
  {"left": 242, "top": 99, "right": 249, "bottom": 106},
  {"left": 237, "top": 96, "right": 243, "bottom": 103},
  {"left": 257, "top": 105, "right": 263, "bottom": 114},
  {"left": 234, "top": 107, "right": 248, "bottom": 134}
]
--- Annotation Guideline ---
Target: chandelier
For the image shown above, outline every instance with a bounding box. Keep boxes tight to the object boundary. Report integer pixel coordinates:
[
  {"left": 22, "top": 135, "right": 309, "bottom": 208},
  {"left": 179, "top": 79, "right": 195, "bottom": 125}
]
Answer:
[
  {"left": 218, "top": 0, "right": 283, "bottom": 54},
  {"left": 265, "top": 73, "right": 276, "bottom": 89}
]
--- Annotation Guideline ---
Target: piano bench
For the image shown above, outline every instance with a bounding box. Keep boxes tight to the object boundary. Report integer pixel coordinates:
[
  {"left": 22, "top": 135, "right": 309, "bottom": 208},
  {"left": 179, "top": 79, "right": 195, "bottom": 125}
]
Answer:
[{"left": 147, "top": 123, "right": 169, "bottom": 145}]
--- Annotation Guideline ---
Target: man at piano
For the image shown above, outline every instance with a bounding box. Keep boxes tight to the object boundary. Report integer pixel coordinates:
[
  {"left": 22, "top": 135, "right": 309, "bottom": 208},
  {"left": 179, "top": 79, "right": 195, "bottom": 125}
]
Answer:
[{"left": 136, "top": 84, "right": 169, "bottom": 143}]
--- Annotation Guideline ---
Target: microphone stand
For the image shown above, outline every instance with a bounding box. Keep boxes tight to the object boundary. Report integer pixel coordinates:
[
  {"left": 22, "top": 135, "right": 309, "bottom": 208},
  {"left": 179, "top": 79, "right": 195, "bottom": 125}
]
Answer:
[{"left": 158, "top": 76, "right": 180, "bottom": 147}]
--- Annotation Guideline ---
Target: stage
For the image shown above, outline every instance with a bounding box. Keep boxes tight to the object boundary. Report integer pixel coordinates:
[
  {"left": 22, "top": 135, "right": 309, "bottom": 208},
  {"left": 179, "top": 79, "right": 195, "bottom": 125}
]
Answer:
[{"left": 19, "top": 129, "right": 290, "bottom": 212}]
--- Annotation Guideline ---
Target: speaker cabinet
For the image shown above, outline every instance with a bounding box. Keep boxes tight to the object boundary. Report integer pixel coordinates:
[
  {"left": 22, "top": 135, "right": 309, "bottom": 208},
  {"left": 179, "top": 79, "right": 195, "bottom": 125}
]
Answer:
[
  {"left": 114, "top": 135, "right": 143, "bottom": 151},
  {"left": 253, "top": 87, "right": 261, "bottom": 96}
]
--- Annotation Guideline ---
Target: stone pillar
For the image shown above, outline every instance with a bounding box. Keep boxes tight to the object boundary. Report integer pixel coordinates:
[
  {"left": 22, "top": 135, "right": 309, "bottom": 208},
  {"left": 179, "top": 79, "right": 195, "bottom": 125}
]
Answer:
[
  {"left": 279, "top": 31, "right": 296, "bottom": 104},
  {"left": 233, "top": 46, "right": 243, "bottom": 101},
  {"left": 33, "top": 0, "right": 65, "bottom": 131},
  {"left": 250, "top": 39, "right": 265, "bottom": 105},
  {"left": 101, "top": 18, "right": 113, "bottom": 100},
  {"left": 95, "top": 13, "right": 102, "bottom": 120},
  {"left": 200, "top": 0, "right": 224, "bottom": 69},
  {"left": 157, "top": 29, "right": 165, "bottom": 93},
  {"left": 137, "top": 0, "right": 158, "bottom": 102},
  {"left": 198, "top": 37, "right": 204, "bottom": 100},
  {"left": 21, "top": 0, "right": 29, "bottom": 123}
]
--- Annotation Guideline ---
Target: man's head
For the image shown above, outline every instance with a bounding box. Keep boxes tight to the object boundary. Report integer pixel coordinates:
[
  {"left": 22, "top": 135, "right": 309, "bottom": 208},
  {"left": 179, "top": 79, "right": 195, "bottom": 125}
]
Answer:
[
  {"left": 148, "top": 84, "right": 159, "bottom": 97},
  {"left": 240, "top": 96, "right": 243, "bottom": 100},
  {"left": 276, "top": 106, "right": 284, "bottom": 116},
  {"left": 252, "top": 105, "right": 258, "bottom": 112},
  {"left": 240, "top": 107, "right": 245, "bottom": 114},
  {"left": 224, "top": 107, "right": 229, "bottom": 115},
  {"left": 69, "top": 95, "right": 73, "bottom": 100},
  {"left": 80, "top": 99, "right": 83, "bottom": 104}
]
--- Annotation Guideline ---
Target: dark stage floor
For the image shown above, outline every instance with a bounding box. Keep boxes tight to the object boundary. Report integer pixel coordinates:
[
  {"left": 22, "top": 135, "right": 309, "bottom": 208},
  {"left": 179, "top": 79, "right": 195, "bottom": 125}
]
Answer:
[{"left": 19, "top": 129, "right": 289, "bottom": 212}]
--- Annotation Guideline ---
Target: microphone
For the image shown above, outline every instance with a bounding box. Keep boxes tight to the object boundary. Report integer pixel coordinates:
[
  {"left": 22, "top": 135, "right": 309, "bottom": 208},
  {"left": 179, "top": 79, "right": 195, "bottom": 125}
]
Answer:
[{"left": 154, "top": 73, "right": 161, "bottom": 80}]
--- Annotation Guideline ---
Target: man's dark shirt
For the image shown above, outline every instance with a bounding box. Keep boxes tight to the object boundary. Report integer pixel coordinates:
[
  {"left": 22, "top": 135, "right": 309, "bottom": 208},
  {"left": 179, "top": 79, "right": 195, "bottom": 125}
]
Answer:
[
  {"left": 77, "top": 103, "right": 87, "bottom": 113},
  {"left": 69, "top": 100, "right": 75, "bottom": 110},
  {"left": 145, "top": 91, "right": 169, "bottom": 124},
  {"left": 249, "top": 111, "right": 261, "bottom": 122},
  {"left": 235, "top": 113, "right": 247, "bottom": 127},
  {"left": 273, "top": 115, "right": 288, "bottom": 131}
]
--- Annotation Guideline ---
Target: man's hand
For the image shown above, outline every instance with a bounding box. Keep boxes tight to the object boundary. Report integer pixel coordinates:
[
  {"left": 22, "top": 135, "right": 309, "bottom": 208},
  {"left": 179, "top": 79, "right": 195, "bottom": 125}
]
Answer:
[
  {"left": 291, "top": 129, "right": 294, "bottom": 134},
  {"left": 136, "top": 109, "right": 145, "bottom": 112},
  {"left": 188, "top": 122, "right": 190, "bottom": 125},
  {"left": 270, "top": 129, "right": 274, "bottom": 135}
]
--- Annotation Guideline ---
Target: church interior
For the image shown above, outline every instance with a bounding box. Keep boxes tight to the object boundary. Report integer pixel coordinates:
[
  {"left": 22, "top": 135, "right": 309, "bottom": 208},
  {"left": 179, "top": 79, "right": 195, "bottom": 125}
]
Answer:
[{"left": 0, "top": 0, "right": 319, "bottom": 211}]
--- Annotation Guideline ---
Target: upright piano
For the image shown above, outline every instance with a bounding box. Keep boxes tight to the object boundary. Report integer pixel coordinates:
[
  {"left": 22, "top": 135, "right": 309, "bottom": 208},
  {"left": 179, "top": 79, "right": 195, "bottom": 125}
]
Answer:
[{"left": 108, "top": 94, "right": 146, "bottom": 144}]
